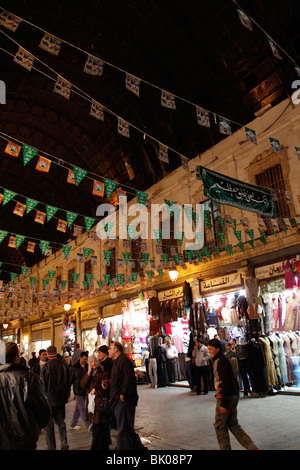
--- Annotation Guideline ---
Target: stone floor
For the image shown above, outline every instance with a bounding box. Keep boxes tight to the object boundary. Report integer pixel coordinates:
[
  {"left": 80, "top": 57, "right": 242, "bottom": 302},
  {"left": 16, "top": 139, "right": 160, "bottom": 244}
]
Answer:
[{"left": 36, "top": 382, "right": 300, "bottom": 453}]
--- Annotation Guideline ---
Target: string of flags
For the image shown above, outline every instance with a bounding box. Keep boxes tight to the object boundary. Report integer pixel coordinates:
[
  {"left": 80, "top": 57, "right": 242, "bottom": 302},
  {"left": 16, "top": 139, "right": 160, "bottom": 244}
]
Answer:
[{"left": 0, "top": 7, "right": 299, "bottom": 175}]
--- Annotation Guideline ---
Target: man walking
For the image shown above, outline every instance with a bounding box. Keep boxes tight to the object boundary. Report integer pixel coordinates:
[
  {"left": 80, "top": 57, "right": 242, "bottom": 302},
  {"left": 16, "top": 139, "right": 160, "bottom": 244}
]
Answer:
[
  {"left": 207, "top": 338, "right": 258, "bottom": 450},
  {"left": 0, "top": 342, "right": 51, "bottom": 450},
  {"left": 109, "top": 341, "right": 146, "bottom": 450},
  {"left": 192, "top": 338, "right": 210, "bottom": 395},
  {"left": 41, "top": 345, "right": 70, "bottom": 450},
  {"left": 69, "top": 351, "right": 90, "bottom": 430}
]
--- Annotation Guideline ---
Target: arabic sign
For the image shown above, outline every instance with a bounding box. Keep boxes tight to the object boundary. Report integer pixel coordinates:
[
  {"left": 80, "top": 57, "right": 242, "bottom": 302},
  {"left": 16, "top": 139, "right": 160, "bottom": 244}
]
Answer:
[
  {"left": 255, "top": 262, "right": 284, "bottom": 279},
  {"left": 200, "top": 273, "right": 242, "bottom": 294},
  {"left": 158, "top": 286, "right": 183, "bottom": 301},
  {"left": 197, "top": 166, "right": 276, "bottom": 218}
]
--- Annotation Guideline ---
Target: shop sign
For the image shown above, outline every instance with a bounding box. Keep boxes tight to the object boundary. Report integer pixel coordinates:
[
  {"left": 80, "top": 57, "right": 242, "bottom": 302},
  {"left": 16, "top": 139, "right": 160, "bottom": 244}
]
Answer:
[
  {"left": 102, "top": 302, "right": 124, "bottom": 317},
  {"left": 158, "top": 285, "right": 183, "bottom": 301},
  {"left": 200, "top": 273, "right": 241, "bottom": 294},
  {"left": 255, "top": 262, "right": 284, "bottom": 279},
  {"left": 32, "top": 320, "right": 51, "bottom": 331}
]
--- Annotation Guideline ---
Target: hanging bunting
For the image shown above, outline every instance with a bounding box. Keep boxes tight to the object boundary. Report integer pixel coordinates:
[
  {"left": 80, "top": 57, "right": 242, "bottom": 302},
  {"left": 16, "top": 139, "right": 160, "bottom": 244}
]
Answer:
[
  {"left": 21, "top": 143, "right": 38, "bottom": 166},
  {"left": 104, "top": 178, "right": 117, "bottom": 199},
  {"left": 84, "top": 216, "right": 95, "bottom": 232},
  {"left": 158, "top": 143, "right": 169, "bottom": 163},
  {"left": 127, "top": 225, "right": 136, "bottom": 241},
  {"left": 219, "top": 117, "right": 232, "bottom": 135},
  {"left": 164, "top": 200, "right": 181, "bottom": 222},
  {"left": 73, "top": 166, "right": 87, "bottom": 186},
  {"left": 14, "top": 47, "right": 35, "bottom": 71},
  {"left": 2, "top": 189, "right": 16, "bottom": 206},
  {"left": 131, "top": 272, "right": 138, "bottom": 283},
  {"left": 103, "top": 250, "right": 113, "bottom": 265},
  {"left": 57, "top": 219, "right": 67, "bottom": 232},
  {"left": 60, "top": 280, "right": 67, "bottom": 291},
  {"left": 236, "top": 6, "right": 253, "bottom": 31},
  {"left": 27, "top": 241, "right": 35, "bottom": 253},
  {"left": 142, "top": 253, "right": 150, "bottom": 265},
  {"left": 92, "top": 180, "right": 105, "bottom": 197},
  {"left": 266, "top": 36, "right": 283, "bottom": 60},
  {"left": 197, "top": 166, "right": 276, "bottom": 218},
  {"left": 152, "top": 229, "right": 162, "bottom": 245},
  {"left": 40, "top": 240, "right": 50, "bottom": 255},
  {"left": 30, "top": 276, "right": 37, "bottom": 287},
  {"left": 103, "top": 220, "right": 114, "bottom": 237},
  {"left": 156, "top": 268, "right": 163, "bottom": 279},
  {"left": 13, "top": 202, "right": 26, "bottom": 217},
  {"left": 90, "top": 100, "right": 105, "bottom": 121},
  {"left": 146, "top": 270, "right": 153, "bottom": 281},
  {"left": 217, "top": 232, "right": 226, "bottom": 246},
  {"left": 36, "top": 156, "right": 51, "bottom": 172},
  {"left": 39, "top": 33, "right": 62, "bottom": 56},
  {"left": 4, "top": 141, "right": 21, "bottom": 157},
  {"left": 54, "top": 76, "right": 72, "bottom": 99},
  {"left": 84, "top": 54, "right": 104, "bottom": 76},
  {"left": 66, "top": 211, "right": 78, "bottom": 228},
  {"left": 125, "top": 73, "right": 141, "bottom": 97},
  {"left": 245, "top": 127, "right": 257, "bottom": 145},
  {"left": 136, "top": 190, "right": 149, "bottom": 208},
  {"left": 35, "top": 210, "right": 46, "bottom": 224},
  {"left": 237, "top": 242, "right": 245, "bottom": 252},
  {"left": 103, "top": 274, "right": 110, "bottom": 285},
  {"left": 0, "top": 10, "right": 22, "bottom": 31},
  {"left": 117, "top": 117, "right": 130, "bottom": 138},
  {"left": 15, "top": 235, "right": 25, "bottom": 249},
  {"left": 83, "top": 248, "right": 92, "bottom": 260},
  {"left": 67, "top": 169, "right": 75, "bottom": 185},
  {"left": 161, "top": 90, "right": 176, "bottom": 109},
  {"left": 42, "top": 278, "right": 49, "bottom": 289},
  {"left": 97, "top": 280, "right": 103, "bottom": 290},
  {"left": 72, "top": 272, "right": 80, "bottom": 284},
  {"left": 46, "top": 205, "right": 58, "bottom": 222},
  {"left": 10, "top": 272, "right": 18, "bottom": 283},
  {"left": 116, "top": 273, "right": 124, "bottom": 287},
  {"left": 62, "top": 244, "right": 72, "bottom": 259},
  {"left": 196, "top": 106, "right": 210, "bottom": 127},
  {"left": 122, "top": 252, "right": 131, "bottom": 265},
  {"left": 269, "top": 137, "right": 283, "bottom": 154},
  {"left": 21, "top": 266, "right": 29, "bottom": 278},
  {"left": 174, "top": 231, "right": 184, "bottom": 246},
  {"left": 225, "top": 244, "right": 233, "bottom": 256},
  {"left": 85, "top": 274, "right": 93, "bottom": 284},
  {"left": 48, "top": 270, "right": 56, "bottom": 282}
]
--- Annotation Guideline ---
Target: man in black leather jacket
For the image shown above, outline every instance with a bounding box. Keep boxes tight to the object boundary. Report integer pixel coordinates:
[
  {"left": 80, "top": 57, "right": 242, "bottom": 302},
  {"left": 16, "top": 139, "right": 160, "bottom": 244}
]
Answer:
[
  {"left": 0, "top": 341, "right": 51, "bottom": 450},
  {"left": 41, "top": 345, "right": 70, "bottom": 450},
  {"left": 69, "top": 351, "right": 90, "bottom": 430}
]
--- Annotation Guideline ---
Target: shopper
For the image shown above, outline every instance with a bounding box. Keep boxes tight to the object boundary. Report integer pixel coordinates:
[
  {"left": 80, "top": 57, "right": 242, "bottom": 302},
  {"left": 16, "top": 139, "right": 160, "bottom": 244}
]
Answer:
[
  {"left": 225, "top": 342, "right": 240, "bottom": 379},
  {"left": 109, "top": 341, "right": 147, "bottom": 450},
  {"left": 81, "top": 355, "right": 111, "bottom": 450},
  {"left": 163, "top": 337, "right": 179, "bottom": 383},
  {"left": 69, "top": 351, "right": 90, "bottom": 431},
  {"left": 31, "top": 349, "right": 48, "bottom": 376},
  {"left": 192, "top": 338, "right": 210, "bottom": 395},
  {"left": 97, "top": 345, "right": 113, "bottom": 377},
  {"left": 71, "top": 343, "right": 83, "bottom": 366},
  {"left": 41, "top": 345, "right": 70, "bottom": 450},
  {"left": 207, "top": 338, "right": 258, "bottom": 450},
  {"left": 0, "top": 341, "right": 51, "bottom": 450},
  {"left": 28, "top": 351, "right": 38, "bottom": 371}
]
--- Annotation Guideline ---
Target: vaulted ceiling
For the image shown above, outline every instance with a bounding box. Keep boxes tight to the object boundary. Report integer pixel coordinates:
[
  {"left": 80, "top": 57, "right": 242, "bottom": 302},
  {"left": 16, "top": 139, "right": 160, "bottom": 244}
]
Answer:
[{"left": 0, "top": 0, "right": 299, "bottom": 279}]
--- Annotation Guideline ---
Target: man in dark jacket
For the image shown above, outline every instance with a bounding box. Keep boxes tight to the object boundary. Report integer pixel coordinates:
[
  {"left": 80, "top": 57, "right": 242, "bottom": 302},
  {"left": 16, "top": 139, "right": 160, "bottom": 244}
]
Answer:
[
  {"left": 109, "top": 341, "right": 146, "bottom": 450},
  {"left": 69, "top": 351, "right": 90, "bottom": 430},
  {"left": 207, "top": 338, "right": 258, "bottom": 450},
  {"left": 41, "top": 345, "right": 70, "bottom": 450},
  {"left": 0, "top": 341, "right": 51, "bottom": 450}
]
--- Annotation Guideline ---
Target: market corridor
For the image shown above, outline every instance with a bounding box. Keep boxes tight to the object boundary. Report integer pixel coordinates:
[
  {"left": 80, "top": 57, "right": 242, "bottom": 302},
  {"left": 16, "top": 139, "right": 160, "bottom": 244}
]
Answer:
[{"left": 37, "top": 384, "right": 300, "bottom": 451}]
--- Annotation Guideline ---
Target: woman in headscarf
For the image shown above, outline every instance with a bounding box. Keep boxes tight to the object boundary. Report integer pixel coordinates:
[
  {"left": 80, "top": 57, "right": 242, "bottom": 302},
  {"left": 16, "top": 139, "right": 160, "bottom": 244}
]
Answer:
[{"left": 81, "top": 355, "right": 111, "bottom": 450}]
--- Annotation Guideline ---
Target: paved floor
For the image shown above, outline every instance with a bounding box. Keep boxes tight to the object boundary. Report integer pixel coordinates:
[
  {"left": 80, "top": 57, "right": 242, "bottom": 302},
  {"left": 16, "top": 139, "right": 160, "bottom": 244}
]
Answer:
[{"left": 36, "top": 383, "right": 300, "bottom": 452}]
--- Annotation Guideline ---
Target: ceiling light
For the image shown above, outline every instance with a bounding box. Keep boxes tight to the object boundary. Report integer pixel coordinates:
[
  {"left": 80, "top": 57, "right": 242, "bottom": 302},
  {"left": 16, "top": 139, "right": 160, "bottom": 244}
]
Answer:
[
  {"left": 168, "top": 269, "right": 178, "bottom": 283},
  {"left": 64, "top": 303, "right": 71, "bottom": 312}
]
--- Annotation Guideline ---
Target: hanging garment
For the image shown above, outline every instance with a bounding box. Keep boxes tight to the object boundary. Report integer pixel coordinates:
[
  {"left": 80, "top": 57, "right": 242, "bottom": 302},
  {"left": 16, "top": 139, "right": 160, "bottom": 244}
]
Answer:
[
  {"left": 183, "top": 281, "right": 193, "bottom": 307},
  {"left": 282, "top": 259, "right": 297, "bottom": 289},
  {"left": 246, "top": 340, "right": 269, "bottom": 394},
  {"left": 267, "top": 335, "right": 283, "bottom": 387},
  {"left": 275, "top": 333, "right": 288, "bottom": 384}
]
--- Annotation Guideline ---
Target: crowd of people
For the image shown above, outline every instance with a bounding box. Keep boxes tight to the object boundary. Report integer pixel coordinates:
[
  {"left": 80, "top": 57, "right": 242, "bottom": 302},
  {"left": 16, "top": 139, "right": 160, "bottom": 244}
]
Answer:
[{"left": 0, "top": 340, "right": 147, "bottom": 451}]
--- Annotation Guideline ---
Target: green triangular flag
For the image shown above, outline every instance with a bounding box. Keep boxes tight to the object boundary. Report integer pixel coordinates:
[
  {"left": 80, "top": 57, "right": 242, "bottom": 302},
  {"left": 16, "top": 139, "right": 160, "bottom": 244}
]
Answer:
[
  {"left": 84, "top": 216, "right": 95, "bottom": 232},
  {"left": 104, "top": 178, "right": 117, "bottom": 199},
  {"left": 60, "top": 280, "right": 67, "bottom": 290},
  {"left": 46, "top": 205, "right": 58, "bottom": 222},
  {"left": 127, "top": 225, "right": 136, "bottom": 241},
  {"left": 116, "top": 273, "right": 124, "bottom": 287},
  {"left": 136, "top": 190, "right": 149, "bottom": 208},
  {"left": 22, "top": 144, "right": 38, "bottom": 166},
  {"left": 30, "top": 276, "right": 37, "bottom": 286},
  {"left": 40, "top": 240, "right": 50, "bottom": 254},
  {"left": 109, "top": 279, "right": 115, "bottom": 289},
  {"left": 26, "top": 197, "right": 39, "bottom": 214},
  {"left": 202, "top": 247, "right": 211, "bottom": 261},
  {"left": 247, "top": 239, "right": 255, "bottom": 249},
  {"left": 48, "top": 270, "right": 56, "bottom": 281},
  {"left": 142, "top": 253, "right": 149, "bottom": 265},
  {"left": 173, "top": 253, "right": 180, "bottom": 265},
  {"left": 192, "top": 210, "right": 199, "bottom": 228},
  {"left": 153, "top": 229, "right": 162, "bottom": 245},
  {"left": 62, "top": 244, "right": 72, "bottom": 258},
  {"left": 42, "top": 278, "right": 49, "bottom": 289},
  {"left": 66, "top": 211, "right": 78, "bottom": 228},
  {"left": 83, "top": 248, "right": 92, "bottom": 260},
  {"left": 225, "top": 244, "right": 233, "bottom": 256},
  {"left": 21, "top": 266, "right": 29, "bottom": 278},
  {"left": 194, "top": 232, "right": 204, "bottom": 247},
  {"left": 103, "top": 250, "right": 112, "bottom": 264},
  {"left": 217, "top": 232, "right": 226, "bottom": 246},
  {"left": 15, "top": 235, "right": 26, "bottom": 249},
  {"left": 86, "top": 274, "right": 93, "bottom": 284},
  {"left": 10, "top": 272, "right": 18, "bottom": 283},
  {"left": 246, "top": 229, "right": 254, "bottom": 240},
  {"left": 122, "top": 252, "right": 131, "bottom": 265},
  {"left": 218, "top": 217, "right": 226, "bottom": 231},
  {"left": 183, "top": 205, "right": 193, "bottom": 223},
  {"left": 103, "top": 274, "right": 111, "bottom": 285},
  {"left": 174, "top": 231, "right": 184, "bottom": 246},
  {"left": 131, "top": 272, "right": 138, "bottom": 283},
  {"left": 157, "top": 268, "right": 163, "bottom": 279},
  {"left": 214, "top": 246, "right": 220, "bottom": 257},
  {"left": 103, "top": 220, "right": 114, "bottom": 237},
  {"left": 161, "top": 253, "right": 169, "bottom": 264},
  {"left": 72, "top": 272, "right": 80, "bottom": 284},
  {"left": 237, "top": 242, "right": 245, "bottom": 252},
  {"left": 97, "top": 280, "right": 103, "bottom": 290},
  {"left": 73, "top": 165, "right": 87, "bottom": 186},
  {"left": 146, "top": 270, "right": 153, "bottom": 281},
  {"left": 2, "top": 189, "right": 17, "bottom": 205},
  {"left": 233, "top": 230, "right": 242, "bottom": 242},
  {"left": 186, "top": 250, "right": 194, "bottom": 263},
  {"left": 203, "top": 210, "right": 211, "bottom": 229},
  {"left": 164, "top": 199, "right": 181, "bottom": 222},
  {"left": 82, "top": 280, "right": 89, "bottom": 290}
]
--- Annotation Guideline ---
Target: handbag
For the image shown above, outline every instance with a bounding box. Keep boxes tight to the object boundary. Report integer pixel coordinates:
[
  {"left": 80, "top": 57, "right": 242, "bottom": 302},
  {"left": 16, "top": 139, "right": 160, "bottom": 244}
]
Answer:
[{"left": 98, "top": 395, "right": 111, "bottom": 415}]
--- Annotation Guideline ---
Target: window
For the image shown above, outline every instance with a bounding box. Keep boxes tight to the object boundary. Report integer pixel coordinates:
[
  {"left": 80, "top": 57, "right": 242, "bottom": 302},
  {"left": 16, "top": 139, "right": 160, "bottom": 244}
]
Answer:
[{"left": 68, "top": 267, "right": 76, "bottom": 291}]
